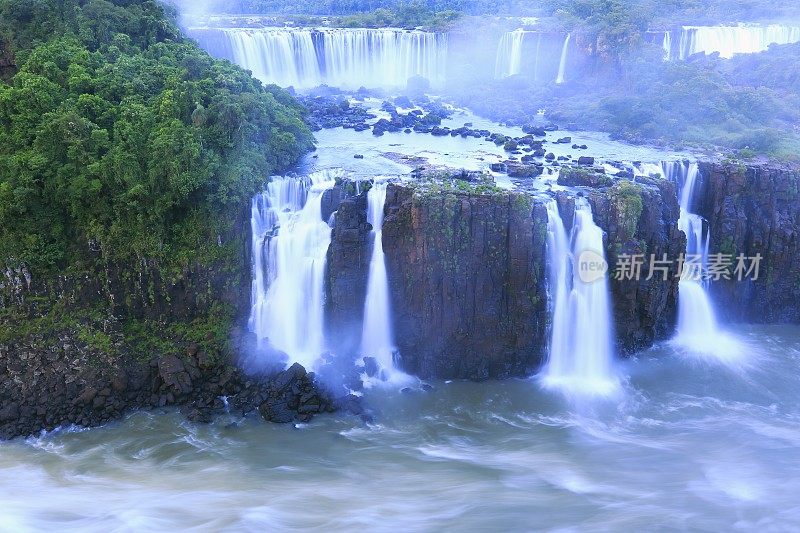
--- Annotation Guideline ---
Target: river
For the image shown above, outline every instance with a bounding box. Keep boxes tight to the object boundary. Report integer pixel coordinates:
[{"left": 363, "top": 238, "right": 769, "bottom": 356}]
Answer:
[{"left": 2, "top": 325, "right": 799, "bottom": 530}]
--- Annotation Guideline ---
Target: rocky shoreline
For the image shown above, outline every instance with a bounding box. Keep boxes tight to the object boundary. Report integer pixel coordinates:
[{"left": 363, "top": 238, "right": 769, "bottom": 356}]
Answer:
[{"left": 0, "top": 322, "right": 366, "bottom": 439}]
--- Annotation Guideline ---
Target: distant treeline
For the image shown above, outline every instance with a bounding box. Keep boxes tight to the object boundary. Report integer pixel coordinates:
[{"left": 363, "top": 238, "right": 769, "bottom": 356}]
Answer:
[{"left": 175, "top": 0, "right": 800, "bottom": 22}]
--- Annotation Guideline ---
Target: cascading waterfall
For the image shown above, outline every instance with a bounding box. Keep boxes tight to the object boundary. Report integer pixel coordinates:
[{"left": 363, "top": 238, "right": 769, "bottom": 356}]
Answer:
[
  {"left": 662, "top": 24, "right": 800, "bottom": 60},
  {"left": 542, "top": 198, "right": 619, "bottom": 396},
  {"left": 495, "top": 29, "right": 528, "bottom": 78},
  {"left": 248, "top": 170, "right": 339, "bottom": 369},
  {"left": 555, "top": 33, "right": 571, "bottom": 84},
  {"left": 662, "top": 30, "right": 672, "bottom": 59},
  {"left": 224, "top": 29, "right": 321, "bottom": 89},
  {"left": 664, "top": 162, "right": 743, "bottom": 361},
  {"left": 359, "top": 181, "right": 410, "bottom": 386},
  {"left": 213, "top": 27, "right": 448, "bottom": 89}
]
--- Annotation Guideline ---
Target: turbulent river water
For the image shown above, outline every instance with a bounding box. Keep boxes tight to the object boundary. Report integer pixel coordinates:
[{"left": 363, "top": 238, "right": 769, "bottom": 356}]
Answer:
[{"left": 2, "top": 325, "right": 800, "bottom": 530}]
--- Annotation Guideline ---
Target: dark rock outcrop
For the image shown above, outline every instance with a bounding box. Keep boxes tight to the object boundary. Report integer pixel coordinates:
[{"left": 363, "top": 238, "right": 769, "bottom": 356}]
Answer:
[
  {"left": 325, "top": 184, "right": 372, "bottom": 357},
  {"left": 0, "top": 38, "right": 14, "bottom": 80},
  {"left": 0, "top": 326, "right": 349, "bottom": 439},
  {"left": 381, "top": 183, "right": 549, "bottom": 379},
  {"left": 585, "top": 176, "right": 683, "bottom": 352},
  {"left": 697, "top": 161, "right": 800, "bottom": 322}
]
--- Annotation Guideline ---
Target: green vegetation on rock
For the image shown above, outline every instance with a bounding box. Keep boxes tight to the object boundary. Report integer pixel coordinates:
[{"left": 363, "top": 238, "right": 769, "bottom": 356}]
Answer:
[
  {"left": 0, "top": 0, "right": 314, "bottom": 274},
  {"left": 0, "top": 0, "right": 314, "bottom": 359}
]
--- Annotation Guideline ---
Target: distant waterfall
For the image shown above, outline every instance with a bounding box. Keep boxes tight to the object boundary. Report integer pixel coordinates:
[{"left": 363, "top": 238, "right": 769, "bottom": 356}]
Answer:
[
  {"left": 542, "top": 198, "right": 618, "bottom": 397},
  {"left": 360, "top": 181, "right": 409, "bottom": 386},
  {"left": 223, "top": 29, "right": 321, "bottom": 88},
  {"left": 248, "top": 170, "right": 339, "bottom": 369},
  {"left": 495, "top": 29, "right": 528, "bottom": 78},
  {"left": 662, "top": 24, "right": 800, "bottom": 60},
  {"left": 203, "top": 28, "right": 448, "bottom": 89},
  {"left": 663, "top": 162, "right": 742, "bottom": 360},
  {"left": 555, "top": 34, "right": 571, "bottom": 84}
]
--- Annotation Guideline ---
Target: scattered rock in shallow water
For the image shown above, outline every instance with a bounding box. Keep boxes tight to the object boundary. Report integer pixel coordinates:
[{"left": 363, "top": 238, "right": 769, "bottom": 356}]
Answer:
[
  {"left": 522, "top": 125, "right": 547, "bottom": 136},
  {"left": 554, "top": 137, "right": 572, "bottom": 144},
  {"left": 507, "top": 163, "right": 544, "bottom": 178},
  {"left": 354, "top": 154, "right": 364, "bottom": 159},
  {"left": 257, "top": 363, "right": 335, "bottom": 424},
  {"left": 578, "top": 156, "right": 595, "bottom": 165}
]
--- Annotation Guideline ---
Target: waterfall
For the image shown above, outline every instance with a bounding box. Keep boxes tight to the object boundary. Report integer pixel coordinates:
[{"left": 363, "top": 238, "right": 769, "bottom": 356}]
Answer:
[
  {"left": 495, "top": 29, "right": 527, "bottom": 78},
  {"left": 662, "top": 30, "right": 672, "bottom": 60},
  {"left": 665, "top": 24, "right": 800, "bottom": 60},
  {"left": 203, "top": 28, "right": 448, "bottom": 89},
  {"left": 224, "top": 29, "right": 322, "bottom": 89},
  {"left": 555, "top": 34, "right": 571, "bottom": 84},
  {"left": 542, "top": 198, "right": 619, "bottom": 397},
  {"left": 664, "top": 162, "right": 743, "bottom": 361},
  {"left": 360, "top": 181, "right": 409, "bottom": 386},
  {"left": 248, "top": 170, "right": 339, "bottom": 369}
]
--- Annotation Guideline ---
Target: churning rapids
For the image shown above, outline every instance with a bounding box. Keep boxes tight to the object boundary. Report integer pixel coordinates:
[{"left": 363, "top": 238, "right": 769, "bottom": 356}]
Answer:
[{"left": 2, "top": 326, "right": 800, "bottom": 529}]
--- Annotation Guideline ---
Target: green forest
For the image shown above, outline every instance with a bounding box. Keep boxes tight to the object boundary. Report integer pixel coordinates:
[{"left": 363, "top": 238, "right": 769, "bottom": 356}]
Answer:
[{"left": 0, "top": 0, "right": 314, "bottom": 275}]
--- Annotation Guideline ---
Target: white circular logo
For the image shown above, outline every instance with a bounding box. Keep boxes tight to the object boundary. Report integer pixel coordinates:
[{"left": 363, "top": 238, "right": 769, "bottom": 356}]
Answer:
[{"left": 577, "top": 250, "right": 608, "bottom": 283}]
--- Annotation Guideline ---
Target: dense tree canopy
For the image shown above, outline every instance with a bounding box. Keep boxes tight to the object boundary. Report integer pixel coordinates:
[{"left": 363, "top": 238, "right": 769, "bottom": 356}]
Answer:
[{"left": 0, "top": 0, "right": 314, "bottom": 272}]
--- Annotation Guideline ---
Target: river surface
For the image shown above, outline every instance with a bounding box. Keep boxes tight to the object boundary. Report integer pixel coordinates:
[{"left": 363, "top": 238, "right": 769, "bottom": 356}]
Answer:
[
  {"left": 2, "top": 325, "right": 799, "bottom": 531},
  {"left": 299, "top": 100, "right": 696, "bottom": 184}
]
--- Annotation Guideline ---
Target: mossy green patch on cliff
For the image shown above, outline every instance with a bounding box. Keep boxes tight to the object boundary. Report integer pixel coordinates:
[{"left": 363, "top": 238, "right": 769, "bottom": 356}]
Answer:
[
  {"left": 610, "top": 180, "right": 644, "bottom": 238},
  {"left": 123, "top": 303, "right": 233, "bottom": 363}
]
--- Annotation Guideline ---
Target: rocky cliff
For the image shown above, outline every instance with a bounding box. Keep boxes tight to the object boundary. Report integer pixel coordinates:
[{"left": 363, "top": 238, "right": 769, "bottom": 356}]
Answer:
[
  {"left": 586, "top": 175, "right": 684, "bottom": 352},
  {"left": 697, "top": 161, "right": 800, "bottom": 322},
  {"left": 381, "top": 181, "right": 548, "bottom": 380},
  {"left": 323, "top": 171, "right": 684, "bottom": 380},
  {"left": 0, "top": 201, "right": 343, "bottom": 439}
]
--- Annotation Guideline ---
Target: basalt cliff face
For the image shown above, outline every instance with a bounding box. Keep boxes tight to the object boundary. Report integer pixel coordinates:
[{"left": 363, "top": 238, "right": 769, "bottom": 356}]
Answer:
[
  {"left": 586, "top": 176, "right": 684, "bottom": 352},
  {"left": 697, "top": 161, "right": 800, "bottom": 322},
  {"left": 326, "top": 173, "right": 683, "bottom": 380},
  {"left": 381, "top": 183, "right": 548, "bottom": 380}
]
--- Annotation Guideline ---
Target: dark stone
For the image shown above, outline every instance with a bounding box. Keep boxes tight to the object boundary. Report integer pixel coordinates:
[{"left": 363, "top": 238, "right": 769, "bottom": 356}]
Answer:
[
  {"left": 381, "top": 183, "right": 547, "bottom": 380},
  {"left": 362, "top": 357, "right": 380, "bottom": 378}
]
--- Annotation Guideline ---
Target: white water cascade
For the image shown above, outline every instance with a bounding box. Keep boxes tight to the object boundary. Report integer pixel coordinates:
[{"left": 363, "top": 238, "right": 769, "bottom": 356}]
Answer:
[
  {"left": 217, "top": 27, "right": 448, "bottom": 89},
  {"left": 664, "top": 24, "right": 800, "bottom": 60},
  {"left": 555, "top": 33, "right": 571, "bottom": 84},
  {"left": 665, "top": 162, "right": 743, "bottom": 361},
  {"left": 360, "top": 181, "right": 410, "bottom": 386},
  {"left": 248, "top": 170, "right": 339, "bottom": 369},
  {"left": 542, "top": 198, "right": 619, "bottom": 397},
  {"left": 495, "top": 29, "right": 528, "bottom": 78}
]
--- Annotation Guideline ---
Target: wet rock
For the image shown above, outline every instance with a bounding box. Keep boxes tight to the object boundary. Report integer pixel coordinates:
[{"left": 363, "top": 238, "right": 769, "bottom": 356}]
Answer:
[
  {"left": 362, "top": 357, "right": 379, "bottom": 378},
  {"left": 381, "top": 182, "right": 547, "bottom": 380}
]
